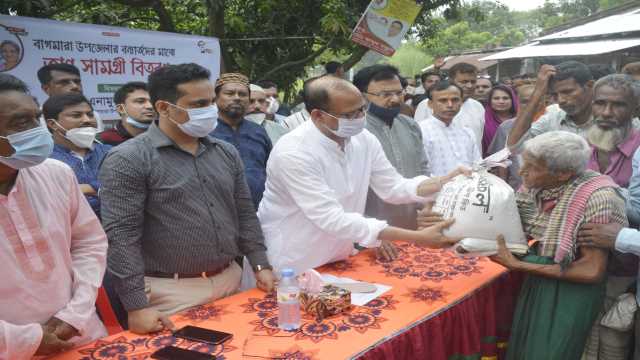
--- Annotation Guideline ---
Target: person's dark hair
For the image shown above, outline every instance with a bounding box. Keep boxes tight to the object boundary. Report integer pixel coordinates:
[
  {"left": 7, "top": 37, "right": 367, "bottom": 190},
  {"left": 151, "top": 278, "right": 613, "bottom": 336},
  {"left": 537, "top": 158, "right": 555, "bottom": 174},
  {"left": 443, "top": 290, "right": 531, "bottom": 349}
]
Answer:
[
  {"left": 0, "top": 73, "right": 29, "bottom": 94},
  {"left": 0, "top": 40, "right": 19, "bottom": 52},
  {"left": 399, "top": 76, "right": 408, "bottom": 89},
  {"left": 114, "top": 81, "right": 148, "bottom": 105},
  {"left": 551, "top": 60, "right": 593, "bottom": 87},
  {"left": 147, "top": 63, "right": 210, "bottom": 108},
  {"left": 325, "top": 61, "right": 342, "bottom": 74},
  {"left": 420, "top": 70, "right": 442, "bottom": 85},
  {"left": 352, "top": 64, "right": 400, "bottom": 93},
  {"left": 448, "top": 62, "right": 478, "bottom": 79},
  {"left": 412, "top": 93, "right": 429, "bottom": 107},
  {"left": 587, "top": 64, "right": 615, "bottom": 81},
  {"left": 391, "top": 20, "right": 403, "bottom": 28},
  {"left": 37, "top": 63, "right": 81, "bottom": 86},
  {"left": 42, "top": 93, "right": 92, "bottom": 121},
  {"left": 255, "top": 80, "right": 276, "bottom": 90},
  {"left": 428, "top": 80, "right": 463, "bottom": 100}
]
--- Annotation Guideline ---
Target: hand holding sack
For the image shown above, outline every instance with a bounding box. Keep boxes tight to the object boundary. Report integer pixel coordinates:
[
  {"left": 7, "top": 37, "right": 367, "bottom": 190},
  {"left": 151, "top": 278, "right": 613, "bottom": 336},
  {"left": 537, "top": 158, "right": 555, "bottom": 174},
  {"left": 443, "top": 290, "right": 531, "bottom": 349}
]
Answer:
[{"left": 433, "top": 170, "right": 528, "bottom": 256}]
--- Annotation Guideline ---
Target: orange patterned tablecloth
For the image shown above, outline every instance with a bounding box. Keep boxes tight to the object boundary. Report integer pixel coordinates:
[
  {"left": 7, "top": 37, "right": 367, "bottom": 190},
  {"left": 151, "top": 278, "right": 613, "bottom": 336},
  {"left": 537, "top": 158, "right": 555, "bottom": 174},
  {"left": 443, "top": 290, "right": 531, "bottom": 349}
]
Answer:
[{"left": 51, "top": 242, "right": 519, "bottom": 360}]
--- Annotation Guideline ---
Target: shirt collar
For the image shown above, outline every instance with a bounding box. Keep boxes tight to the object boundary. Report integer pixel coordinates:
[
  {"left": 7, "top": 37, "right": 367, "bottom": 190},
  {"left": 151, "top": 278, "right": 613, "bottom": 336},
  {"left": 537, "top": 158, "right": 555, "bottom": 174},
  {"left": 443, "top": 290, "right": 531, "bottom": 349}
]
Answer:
[
  {"left": 52, "top": 143, "right": 94, "bottom": 156},
  {"left": 617, "top": 129, "right": 640, "bottom": 157}
]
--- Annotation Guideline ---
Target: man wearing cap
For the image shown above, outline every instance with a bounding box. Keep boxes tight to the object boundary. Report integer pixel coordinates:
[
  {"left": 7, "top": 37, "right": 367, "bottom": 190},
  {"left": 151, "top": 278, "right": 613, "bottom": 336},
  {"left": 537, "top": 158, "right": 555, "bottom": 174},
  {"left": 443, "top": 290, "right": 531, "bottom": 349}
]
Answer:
[
  {"left": 245, "top": 83, "right": 289, "bottom": 145},
  {"left": 212, "top": 73, "right": 272, "bottom": 210}
]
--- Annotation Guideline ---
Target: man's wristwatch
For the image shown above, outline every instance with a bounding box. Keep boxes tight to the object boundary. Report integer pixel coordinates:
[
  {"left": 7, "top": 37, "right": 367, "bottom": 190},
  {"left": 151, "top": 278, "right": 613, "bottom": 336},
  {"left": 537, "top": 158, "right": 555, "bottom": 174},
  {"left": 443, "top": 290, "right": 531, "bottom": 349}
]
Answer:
[{"left": 253, "top": 264, "right": 273, "bottom": 273}]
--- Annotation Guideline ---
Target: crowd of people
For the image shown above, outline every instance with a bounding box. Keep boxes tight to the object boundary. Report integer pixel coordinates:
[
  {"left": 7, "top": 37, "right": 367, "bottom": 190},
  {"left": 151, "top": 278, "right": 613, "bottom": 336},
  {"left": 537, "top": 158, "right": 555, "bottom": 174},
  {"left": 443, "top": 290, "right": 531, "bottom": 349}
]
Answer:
[{"left": 2, "top": 56, "right": 640, "bottom": 360}]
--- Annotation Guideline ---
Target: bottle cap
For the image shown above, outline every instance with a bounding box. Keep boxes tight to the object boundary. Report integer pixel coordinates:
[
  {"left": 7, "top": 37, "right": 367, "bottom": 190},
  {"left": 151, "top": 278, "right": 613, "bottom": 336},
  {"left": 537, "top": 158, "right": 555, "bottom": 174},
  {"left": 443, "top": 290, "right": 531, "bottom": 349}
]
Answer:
[{"left": 280, "top": 268, "right": 295, "bottom": 277}]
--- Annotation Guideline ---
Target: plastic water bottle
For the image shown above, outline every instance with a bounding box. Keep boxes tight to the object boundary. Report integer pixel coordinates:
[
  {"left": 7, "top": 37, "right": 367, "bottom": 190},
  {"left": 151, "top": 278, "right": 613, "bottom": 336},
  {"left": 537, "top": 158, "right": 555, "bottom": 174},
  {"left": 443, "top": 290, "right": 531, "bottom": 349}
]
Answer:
[{"left": 277, "top": 268, "right": 301, "bottom": 330}]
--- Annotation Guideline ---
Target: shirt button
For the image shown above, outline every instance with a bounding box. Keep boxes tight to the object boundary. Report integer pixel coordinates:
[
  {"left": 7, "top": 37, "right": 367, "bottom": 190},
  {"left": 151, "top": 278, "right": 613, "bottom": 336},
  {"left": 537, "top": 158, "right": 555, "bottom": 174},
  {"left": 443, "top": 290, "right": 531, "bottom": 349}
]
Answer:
[
  {"left": 202, "top": 178, "right": 207, "bottom": 183},
  {"left": 209, "top": 203, "right": 215, "bottom": 207}
]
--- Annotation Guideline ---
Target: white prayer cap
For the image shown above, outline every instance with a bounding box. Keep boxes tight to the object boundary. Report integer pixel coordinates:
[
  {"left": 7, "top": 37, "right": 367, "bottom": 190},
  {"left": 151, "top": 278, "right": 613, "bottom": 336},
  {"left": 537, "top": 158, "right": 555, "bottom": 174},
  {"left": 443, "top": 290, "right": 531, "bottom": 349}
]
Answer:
[{"left": 250, "top": 84, "right": 265, "bottom": 93}]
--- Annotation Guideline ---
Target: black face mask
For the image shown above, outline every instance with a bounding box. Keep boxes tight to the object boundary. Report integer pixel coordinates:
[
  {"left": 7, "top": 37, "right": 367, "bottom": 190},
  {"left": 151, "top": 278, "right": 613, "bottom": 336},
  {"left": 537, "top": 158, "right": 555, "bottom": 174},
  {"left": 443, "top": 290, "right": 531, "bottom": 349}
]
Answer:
[{"left": 368, "top": 102, "right": 401, "bottom": 122}]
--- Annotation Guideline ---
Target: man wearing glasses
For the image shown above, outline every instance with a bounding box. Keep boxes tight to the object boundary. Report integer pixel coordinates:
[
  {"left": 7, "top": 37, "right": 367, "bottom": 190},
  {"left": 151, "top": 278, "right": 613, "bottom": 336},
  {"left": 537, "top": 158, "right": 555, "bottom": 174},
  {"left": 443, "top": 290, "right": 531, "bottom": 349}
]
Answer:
[
  {"left": 248, "top": 75, "right": 467, "bottom": 279},
  {"left": 352, "top": 65, "right": 429, "bottom": 260}
]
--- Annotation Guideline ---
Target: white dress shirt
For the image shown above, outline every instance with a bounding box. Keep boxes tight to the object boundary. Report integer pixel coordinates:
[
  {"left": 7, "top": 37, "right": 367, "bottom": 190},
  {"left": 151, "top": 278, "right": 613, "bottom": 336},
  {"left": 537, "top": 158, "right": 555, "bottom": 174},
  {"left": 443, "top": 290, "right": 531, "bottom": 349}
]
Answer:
[
  {"left": 420, "top": 115, "right": 482, "bottom": 177},
  {"left": 414, "top": 98, "right": 485, "bottom": 150},
  {"left": 257, "top": 121, "right": 429, "bottom": 274},
  {"left": 0, "top": 159, "right": 107, "bottom": 359}
]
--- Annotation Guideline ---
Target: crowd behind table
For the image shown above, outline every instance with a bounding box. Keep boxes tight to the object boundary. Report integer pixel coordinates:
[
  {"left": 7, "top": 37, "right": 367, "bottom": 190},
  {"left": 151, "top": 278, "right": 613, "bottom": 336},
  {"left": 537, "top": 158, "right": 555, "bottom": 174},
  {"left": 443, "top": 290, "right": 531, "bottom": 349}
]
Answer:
[{"left": 2, "top": 57, "right": 640, "bottom": 360}]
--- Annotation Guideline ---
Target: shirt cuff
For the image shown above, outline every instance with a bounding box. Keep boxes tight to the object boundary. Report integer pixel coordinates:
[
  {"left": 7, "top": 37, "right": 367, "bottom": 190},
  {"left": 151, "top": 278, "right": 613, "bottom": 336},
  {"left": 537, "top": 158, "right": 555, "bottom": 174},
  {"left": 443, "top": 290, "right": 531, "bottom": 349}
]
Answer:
[
  {"left": 53, "top": 310, "right": 87, "bottom": 337},
  {"left": 120, "top": 289, "right": 149, "bottom": 312},
  {"left": 245, "top": 250, "right": 270, "bottom": 270},
  {"left": 406, "top": 175, "right": 435, "bottom": 203},
  {"left": 357, "top": 219, "right": 388, "bottom": 248},
  {"left": 615, "top": 228, "right": 640, "bottom": 254}
]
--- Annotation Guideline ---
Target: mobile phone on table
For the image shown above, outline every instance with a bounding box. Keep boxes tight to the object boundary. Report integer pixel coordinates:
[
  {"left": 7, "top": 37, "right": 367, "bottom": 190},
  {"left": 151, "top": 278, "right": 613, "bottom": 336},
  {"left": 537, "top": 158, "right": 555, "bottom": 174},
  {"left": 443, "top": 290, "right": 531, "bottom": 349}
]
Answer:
[
  {"left": 173, "top": 325, "right": 233, "bottom": 345},
  {"left": 151, "top": 345, "right": 215, "bottom": 360}
]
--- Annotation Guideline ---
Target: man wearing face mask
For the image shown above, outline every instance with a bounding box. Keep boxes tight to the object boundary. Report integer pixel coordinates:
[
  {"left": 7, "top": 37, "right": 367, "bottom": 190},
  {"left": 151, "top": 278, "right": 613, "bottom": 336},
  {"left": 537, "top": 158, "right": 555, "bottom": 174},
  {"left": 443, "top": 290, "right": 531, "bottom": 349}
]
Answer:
[
  {"left": 247, "top": 75, "right": 468, "bottom": 279},
  {"left": 98, "top": 81, "right": 154, "bottom": 146},
  {"left": 245, "top": 83, "right": 288, "bottom": 145},
  {"left": 45, "top": 93, "right": 112, "bottom": 218},
  {"left": 212, "top": 73, "right": 272, "bottom": 210},
  {"left": 0, "top": 74, "right": 108, "bottom": 358},
  {"left": 352, "top": 65, "right": 428, "bottom": 260},
  {"left": 99, "top": 63, "right": 274, "bottom": 335}
]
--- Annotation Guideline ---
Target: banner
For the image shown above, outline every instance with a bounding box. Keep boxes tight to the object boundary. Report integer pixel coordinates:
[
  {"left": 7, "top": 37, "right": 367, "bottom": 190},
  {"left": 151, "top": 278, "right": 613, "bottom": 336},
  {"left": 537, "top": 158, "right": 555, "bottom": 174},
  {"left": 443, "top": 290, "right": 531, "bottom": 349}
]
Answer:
[
  {"left": 350, "top": 0, "right": 421, "bottom": 57},
  {"left": 0, "top": 15, "right": 220, "bottom": 120}
]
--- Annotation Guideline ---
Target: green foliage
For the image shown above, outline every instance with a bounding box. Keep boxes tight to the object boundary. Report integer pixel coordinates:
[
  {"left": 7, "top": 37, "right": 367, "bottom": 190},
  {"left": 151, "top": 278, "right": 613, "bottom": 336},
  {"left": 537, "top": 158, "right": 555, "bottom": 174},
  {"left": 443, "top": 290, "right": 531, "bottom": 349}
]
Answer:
[
  {"left": 1, "top": 0, "right": 459, "bottom": 101},
  {"left": 386, "top": 42, "right": 433, "bottom": 77}
]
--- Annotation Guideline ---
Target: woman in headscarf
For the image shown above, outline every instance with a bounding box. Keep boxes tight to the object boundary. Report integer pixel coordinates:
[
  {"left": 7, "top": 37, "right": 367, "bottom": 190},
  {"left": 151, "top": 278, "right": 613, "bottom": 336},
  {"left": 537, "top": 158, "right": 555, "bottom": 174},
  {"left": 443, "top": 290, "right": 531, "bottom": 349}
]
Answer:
[{"left": 481, "top": 84, "right": 519, "bottom": 157}]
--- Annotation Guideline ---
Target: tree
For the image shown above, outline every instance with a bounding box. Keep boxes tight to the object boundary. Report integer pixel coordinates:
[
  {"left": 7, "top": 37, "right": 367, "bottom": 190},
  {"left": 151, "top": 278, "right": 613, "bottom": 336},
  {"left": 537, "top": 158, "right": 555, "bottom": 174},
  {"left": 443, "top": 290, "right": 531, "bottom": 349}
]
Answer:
[
  {"left": 1, "top": 0, "right": 461, "bottom": 101},
  {"left": 386, "top": 42, "right": 433, "bottom": 77}
]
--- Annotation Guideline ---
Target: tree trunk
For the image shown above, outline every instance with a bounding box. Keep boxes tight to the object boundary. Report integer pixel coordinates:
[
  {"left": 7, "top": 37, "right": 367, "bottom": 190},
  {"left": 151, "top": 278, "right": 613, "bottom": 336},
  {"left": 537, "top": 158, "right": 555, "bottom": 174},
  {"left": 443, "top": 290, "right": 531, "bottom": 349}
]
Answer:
[{"left": 205, "top": 0, "right": 235, "bottom": 74}]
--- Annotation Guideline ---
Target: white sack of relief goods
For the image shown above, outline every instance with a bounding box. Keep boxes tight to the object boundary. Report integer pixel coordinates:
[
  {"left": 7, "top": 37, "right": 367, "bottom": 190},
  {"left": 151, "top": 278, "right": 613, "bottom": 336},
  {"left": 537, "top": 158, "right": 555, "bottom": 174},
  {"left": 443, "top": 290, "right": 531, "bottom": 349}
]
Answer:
[{"left": 432, "top": 170, "right": 528, "bottom": 256}]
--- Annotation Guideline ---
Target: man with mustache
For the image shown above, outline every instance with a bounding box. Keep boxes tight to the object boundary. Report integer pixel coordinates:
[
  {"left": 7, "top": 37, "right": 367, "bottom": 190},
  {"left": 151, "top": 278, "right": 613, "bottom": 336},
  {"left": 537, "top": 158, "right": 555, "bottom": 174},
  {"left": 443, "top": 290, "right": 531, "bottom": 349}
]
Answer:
[
  {"left": 586, "top": 74, "right": 640, "bottom": 188},
  {"left": 581, "top": 74, "right": 640, "bottom": 360},
  {"left": 508, "top": 61, "right": 595, "bottom": 150},
  {"left": 212, "top": 73, "right": 272, "bottom": 210}
]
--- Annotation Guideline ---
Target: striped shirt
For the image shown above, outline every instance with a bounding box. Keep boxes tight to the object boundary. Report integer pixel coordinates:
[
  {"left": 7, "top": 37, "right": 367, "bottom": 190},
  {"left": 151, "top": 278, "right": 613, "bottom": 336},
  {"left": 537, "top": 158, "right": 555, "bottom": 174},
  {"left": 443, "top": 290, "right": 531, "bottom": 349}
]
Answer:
[{"left": 99, "top": 123, "right": 269, "bottom": 311}]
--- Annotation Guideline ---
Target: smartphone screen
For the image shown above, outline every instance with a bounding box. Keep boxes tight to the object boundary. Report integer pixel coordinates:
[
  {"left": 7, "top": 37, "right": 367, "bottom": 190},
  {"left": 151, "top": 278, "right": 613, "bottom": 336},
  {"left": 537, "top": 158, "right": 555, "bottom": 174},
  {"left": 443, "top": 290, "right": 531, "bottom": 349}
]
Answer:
[
  {"left": 173, "top": 326, "right": 232, "bottom": 345},
  {"left": 151, "top": 346, "right": 215, "bottom": 360}
]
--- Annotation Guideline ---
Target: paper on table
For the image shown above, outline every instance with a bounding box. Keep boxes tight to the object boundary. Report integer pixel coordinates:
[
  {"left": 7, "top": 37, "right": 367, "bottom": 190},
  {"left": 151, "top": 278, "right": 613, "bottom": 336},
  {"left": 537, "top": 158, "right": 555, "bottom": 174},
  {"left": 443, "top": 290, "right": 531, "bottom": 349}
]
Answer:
[{"left": 319, "top": 273, "right": 392, "bottom": 306}]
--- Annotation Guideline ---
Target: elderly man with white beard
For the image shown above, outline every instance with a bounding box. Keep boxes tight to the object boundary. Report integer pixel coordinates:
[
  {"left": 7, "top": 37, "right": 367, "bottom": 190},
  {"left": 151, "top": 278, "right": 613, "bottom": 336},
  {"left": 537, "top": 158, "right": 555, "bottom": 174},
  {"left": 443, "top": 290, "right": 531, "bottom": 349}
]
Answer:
[
  {"left": 582, "top": 74, "right": 640, "bottom": 360},
  {"left": 585, "top": 74, "right": 640, "bottom": 188}
]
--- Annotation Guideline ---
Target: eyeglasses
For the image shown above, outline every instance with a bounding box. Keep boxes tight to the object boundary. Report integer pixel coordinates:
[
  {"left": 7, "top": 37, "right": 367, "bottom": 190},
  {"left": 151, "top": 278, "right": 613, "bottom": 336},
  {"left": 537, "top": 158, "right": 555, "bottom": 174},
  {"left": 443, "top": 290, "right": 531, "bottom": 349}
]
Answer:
[
  {"left": 321, "top": 104, "right": 369, "bottom": 120},
  {"left": 365, "top": 90, "right": 405, "bottom": 99}
]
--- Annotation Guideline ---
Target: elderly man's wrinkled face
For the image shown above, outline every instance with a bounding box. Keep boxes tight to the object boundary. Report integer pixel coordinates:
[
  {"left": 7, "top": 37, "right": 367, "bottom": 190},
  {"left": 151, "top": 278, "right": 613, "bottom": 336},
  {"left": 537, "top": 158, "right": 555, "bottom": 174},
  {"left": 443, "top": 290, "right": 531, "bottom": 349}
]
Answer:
[
  {"left": 519, "top": 152, "right": 572, "bottom": 190},
  {"left": 588, "top": 84, "right": 636, "bottom": 151},
  {"left": 0, "top": 91, "right": 41, "bottom": 157},
  {"left": 551, "top": 78, "right": 592, "bottom": 117}
]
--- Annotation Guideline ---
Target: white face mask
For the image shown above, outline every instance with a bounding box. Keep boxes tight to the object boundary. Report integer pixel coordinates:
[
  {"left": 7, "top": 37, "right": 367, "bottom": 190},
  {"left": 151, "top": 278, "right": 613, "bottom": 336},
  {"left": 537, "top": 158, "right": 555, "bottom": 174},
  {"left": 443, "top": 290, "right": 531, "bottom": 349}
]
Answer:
[
  {"left": 53, "top": 120, "right": 97, "bottom": 149},
  {"left": 321, "top": 111, "right": 366, "bottom": 138},
  {"left": 266, "top": 96, "right": 280, "bottom": 114},
  {"left": 245, "top": 112, "right": 266, "bottom": 124},
  {"left": 166, "top": 103, "right": 218, "bottom": 138}
]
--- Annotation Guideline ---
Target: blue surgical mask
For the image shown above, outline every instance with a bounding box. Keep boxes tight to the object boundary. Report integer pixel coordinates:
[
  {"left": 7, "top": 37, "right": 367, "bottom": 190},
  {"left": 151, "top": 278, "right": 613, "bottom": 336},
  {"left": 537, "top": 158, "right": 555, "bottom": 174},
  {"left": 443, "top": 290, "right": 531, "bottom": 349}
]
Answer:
[
  {"left": 321, "top": 111, "right": 366, "bottom": 138},
  {"left": 122, "top": 107, "right": 151, "bottom": 129},
  {"left": 167, "top": 103, "right": 218, "bottom": 138},
  {"left": 0, "top": 125, "right": 54, "bottom": 169},
  {"left": 126, "top": 117, "right": 151, "bottom": 129}
]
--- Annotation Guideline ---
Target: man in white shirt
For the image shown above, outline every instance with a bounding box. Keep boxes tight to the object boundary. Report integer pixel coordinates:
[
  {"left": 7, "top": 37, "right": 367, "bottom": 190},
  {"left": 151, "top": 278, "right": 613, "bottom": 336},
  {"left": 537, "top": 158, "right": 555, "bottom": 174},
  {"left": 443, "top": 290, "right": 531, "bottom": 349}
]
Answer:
[
  {"left": 0, "top": 74, "right": 107, "bottom": 358},
  {"left": 256, "top": 76, "right": 467, "bottom": 274},
  {"left": 420, "top": 80, "right": 481, "bottom": 177},
  {"left": 414, "top": 63, "right": 485, "bottom": 149}
]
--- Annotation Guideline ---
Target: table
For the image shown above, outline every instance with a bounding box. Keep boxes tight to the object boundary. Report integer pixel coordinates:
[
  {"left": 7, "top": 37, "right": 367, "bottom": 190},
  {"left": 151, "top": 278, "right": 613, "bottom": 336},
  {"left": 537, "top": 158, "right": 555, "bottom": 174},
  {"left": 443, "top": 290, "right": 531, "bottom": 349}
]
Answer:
[{"left": 52, "top": 242, "right": 522, "bottom": 360}]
